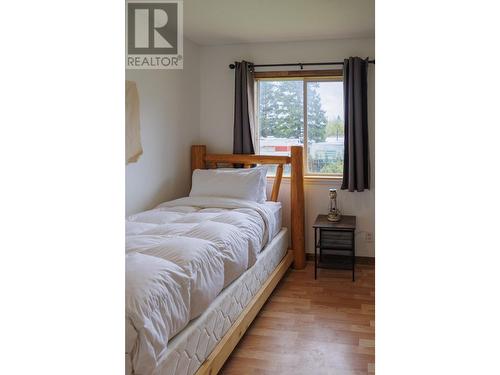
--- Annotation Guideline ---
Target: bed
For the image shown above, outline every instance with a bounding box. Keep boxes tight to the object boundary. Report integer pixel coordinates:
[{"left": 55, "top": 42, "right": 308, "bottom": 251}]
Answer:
[{"left": 126, "top": 145, "right": 305, "bottom": 375}]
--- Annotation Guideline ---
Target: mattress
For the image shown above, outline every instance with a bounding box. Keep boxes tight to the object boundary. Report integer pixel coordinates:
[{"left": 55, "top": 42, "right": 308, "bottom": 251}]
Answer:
[{"left": 154, "top": 228, "right": 288, "bottom": 375}]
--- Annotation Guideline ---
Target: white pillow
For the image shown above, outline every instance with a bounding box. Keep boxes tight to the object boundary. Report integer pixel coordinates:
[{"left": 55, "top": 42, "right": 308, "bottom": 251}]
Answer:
[
  {"left": 216, "top": 167, "right": 267, "bottom": 203},
  {"left": 190, "top": 167, "right": 267, "bottom": 203}
]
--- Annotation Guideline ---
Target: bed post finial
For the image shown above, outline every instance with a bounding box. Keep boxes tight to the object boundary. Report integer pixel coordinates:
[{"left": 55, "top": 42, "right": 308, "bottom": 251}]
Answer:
[
  {"left": 191, "top": 145, "right": 207, "bottom": 174},
  {"left": 291, "top": 146, "right": 306, "bottom": 269}
]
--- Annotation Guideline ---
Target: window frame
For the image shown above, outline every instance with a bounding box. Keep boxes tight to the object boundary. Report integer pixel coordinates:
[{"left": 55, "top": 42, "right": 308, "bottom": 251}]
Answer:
[{"left": 254, "top": 70, "right": 344, "bottom": 180}]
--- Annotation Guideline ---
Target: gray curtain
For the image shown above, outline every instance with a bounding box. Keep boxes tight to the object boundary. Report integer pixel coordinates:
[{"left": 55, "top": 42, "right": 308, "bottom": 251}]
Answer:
[
  {"left": 341, "top": 57, "right": 370, "bottom": 192},
  {"left": 233, "top": 61, "right": 255, "bottom": 155}
]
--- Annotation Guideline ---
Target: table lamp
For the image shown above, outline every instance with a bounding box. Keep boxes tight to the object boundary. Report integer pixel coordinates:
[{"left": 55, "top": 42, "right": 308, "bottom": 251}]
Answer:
[{"left": 327, "top": 188, "right": 342, "bottom": 222}]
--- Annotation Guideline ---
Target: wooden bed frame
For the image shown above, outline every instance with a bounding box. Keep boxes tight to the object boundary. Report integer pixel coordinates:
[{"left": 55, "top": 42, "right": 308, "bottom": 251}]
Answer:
[{"left": 190, "top": 144, "right": 305, "bottom": 375}]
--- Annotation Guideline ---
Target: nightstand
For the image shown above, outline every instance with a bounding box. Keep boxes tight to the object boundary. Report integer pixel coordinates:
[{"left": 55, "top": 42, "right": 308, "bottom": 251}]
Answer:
[{"left": 313, "top": 214, "right": 357, "bottom": 281}]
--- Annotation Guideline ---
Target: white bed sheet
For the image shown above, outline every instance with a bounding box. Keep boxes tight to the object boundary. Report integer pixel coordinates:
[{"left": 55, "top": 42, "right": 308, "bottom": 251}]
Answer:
[
  {"left": 125, "top": 196, "right": 278, "bottom": 375},
  {"left": 264, "top": 201, "right": 282, "bottom": 238},
  {"left": 126, "top": 235, "right": 225, "bottom": 320},
  {"left": 125, "top": 252, "right": 191, "bottom": 375}
]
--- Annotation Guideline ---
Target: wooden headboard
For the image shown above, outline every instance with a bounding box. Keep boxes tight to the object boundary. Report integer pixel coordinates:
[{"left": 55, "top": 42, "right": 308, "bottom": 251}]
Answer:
[{"left": 191, "top": 145, "right": 305, "bottom": 270}]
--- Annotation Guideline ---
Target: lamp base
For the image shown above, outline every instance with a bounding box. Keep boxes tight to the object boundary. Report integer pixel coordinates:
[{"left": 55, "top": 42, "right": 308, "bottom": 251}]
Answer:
[{"left": 327, "top": 210, "right": 342, "bottom": 222}]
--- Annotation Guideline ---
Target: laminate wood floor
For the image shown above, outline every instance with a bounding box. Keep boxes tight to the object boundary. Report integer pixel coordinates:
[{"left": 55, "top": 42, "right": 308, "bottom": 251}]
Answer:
[{"left": 220, "top": 261, "right": 375, "bottom": 375}]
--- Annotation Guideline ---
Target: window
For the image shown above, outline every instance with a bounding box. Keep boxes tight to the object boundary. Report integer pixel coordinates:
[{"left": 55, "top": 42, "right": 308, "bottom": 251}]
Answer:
[{"left": 255, "top": 74, "right": 344, "bottom": 177}]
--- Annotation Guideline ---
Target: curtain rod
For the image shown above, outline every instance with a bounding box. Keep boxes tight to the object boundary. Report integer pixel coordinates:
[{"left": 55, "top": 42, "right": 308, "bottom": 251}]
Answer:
[{"left": 228, "top": 59, "right": 375, "bottom": 70}]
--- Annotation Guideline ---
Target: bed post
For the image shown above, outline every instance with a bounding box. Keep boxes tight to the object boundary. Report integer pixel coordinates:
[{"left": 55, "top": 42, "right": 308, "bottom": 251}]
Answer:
[
  {"left": 191, "top": 145, "right": 207, "bottom": 173},
  {"left": 291, "top": 146, "right": 306, "bottom": 269}
]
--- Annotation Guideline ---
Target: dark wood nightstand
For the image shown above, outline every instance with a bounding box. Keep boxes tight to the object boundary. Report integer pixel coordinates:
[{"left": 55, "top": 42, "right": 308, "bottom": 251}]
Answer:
[{"left": 313, "top": 214, "right": 357, "bottom": 281}]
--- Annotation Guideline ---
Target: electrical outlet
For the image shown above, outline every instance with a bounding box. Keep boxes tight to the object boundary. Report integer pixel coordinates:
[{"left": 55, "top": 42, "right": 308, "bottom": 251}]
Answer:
[{"left": 365, "top": 232, "right": 374, "bottom": 242}]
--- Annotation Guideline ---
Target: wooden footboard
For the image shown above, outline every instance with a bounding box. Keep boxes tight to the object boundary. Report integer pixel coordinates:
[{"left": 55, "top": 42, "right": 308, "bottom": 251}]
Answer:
[{"left": 194, "top": 250, "right": 294, "bottom": 375}]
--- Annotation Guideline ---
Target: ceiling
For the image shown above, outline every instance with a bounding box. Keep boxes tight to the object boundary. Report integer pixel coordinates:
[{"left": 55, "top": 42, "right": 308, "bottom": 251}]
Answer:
[{"left": 183, "top": 0, "right": 375, "bottom": 46}]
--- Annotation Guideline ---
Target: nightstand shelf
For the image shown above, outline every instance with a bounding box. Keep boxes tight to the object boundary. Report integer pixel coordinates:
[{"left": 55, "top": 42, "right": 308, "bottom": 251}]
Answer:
[{"left": 313, "top": 214, "right": 357, "bottom": 281}]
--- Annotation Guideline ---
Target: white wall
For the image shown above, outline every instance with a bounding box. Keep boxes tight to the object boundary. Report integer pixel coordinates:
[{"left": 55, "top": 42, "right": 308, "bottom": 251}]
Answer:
[
  {"left": 126, "top": 39, "right": 200, "bottom": 216},
  {"left": 199, "top": 38, "right": 375, "bottom": 257}
]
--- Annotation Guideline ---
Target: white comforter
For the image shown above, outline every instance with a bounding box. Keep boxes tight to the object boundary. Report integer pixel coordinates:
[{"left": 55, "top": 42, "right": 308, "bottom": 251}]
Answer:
[{"left": 125, "top": 197, "right": 276, "bottom": 375}]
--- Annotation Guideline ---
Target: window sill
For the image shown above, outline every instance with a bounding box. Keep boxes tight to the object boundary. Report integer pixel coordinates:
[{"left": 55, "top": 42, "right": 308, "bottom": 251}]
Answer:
[{"left": 267, "top": 175, "right": 343, "bottom": 184}]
